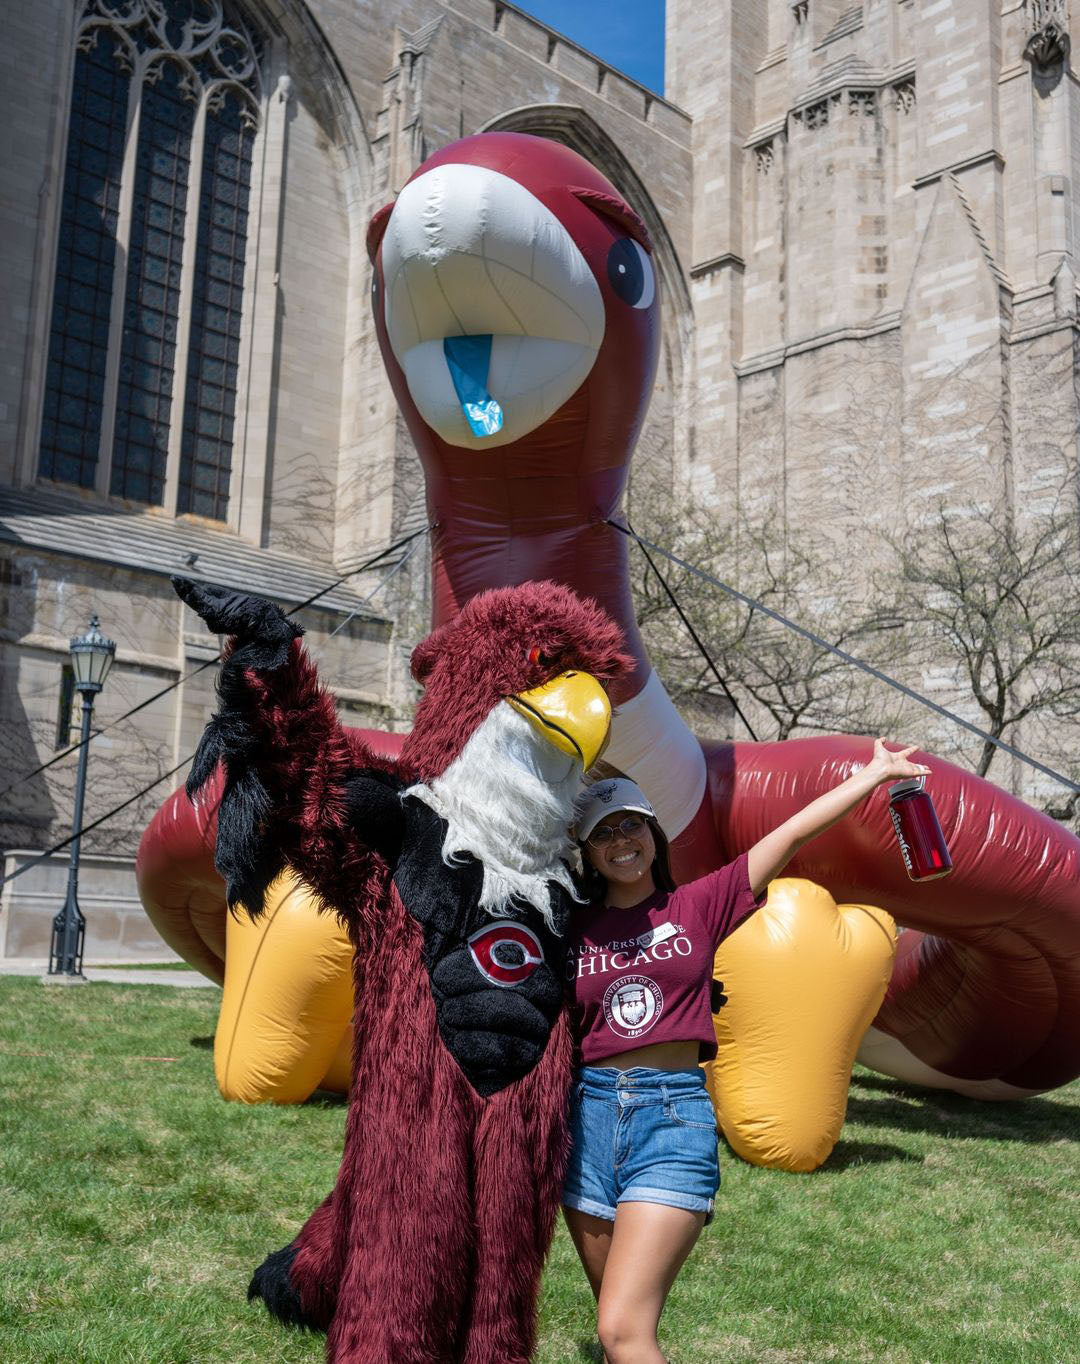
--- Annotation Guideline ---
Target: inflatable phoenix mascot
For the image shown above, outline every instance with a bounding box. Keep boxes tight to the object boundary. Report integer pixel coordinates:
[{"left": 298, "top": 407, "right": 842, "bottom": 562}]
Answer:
[{"left": 176, "top": 573, "right": 629, "bottom": 1362}]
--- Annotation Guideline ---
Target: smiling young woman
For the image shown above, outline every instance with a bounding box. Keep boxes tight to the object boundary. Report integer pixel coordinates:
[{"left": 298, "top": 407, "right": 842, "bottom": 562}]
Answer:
[{"left": 563, "top": 743, "right": 931, "bottom": 1364}]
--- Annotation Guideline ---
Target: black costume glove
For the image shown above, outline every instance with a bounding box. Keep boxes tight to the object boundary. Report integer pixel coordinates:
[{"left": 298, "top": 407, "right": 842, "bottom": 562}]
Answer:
[
  {"left": 172, "top": 576, "right": 302, "bottom": 671},
  {"left": 174, "top": 577, "right": 398, "bottom": 923},
  {"left": 173, "top": 577, "right": 305, "bottom": 910}
]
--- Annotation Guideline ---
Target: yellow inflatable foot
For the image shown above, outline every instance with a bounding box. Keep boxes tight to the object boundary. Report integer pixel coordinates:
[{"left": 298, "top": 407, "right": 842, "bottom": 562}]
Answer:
[
  {"left": 215, "top": 872, "right": 354, "bottom": 1103},
  {"left": 705, "top": 877, "right": 896, "bottom": 1172}
]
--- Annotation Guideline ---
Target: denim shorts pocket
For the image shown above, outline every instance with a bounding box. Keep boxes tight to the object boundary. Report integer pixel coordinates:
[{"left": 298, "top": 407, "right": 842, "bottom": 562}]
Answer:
[{"left": 665, "top": 1097, "right": 718, "bottom": 1130}]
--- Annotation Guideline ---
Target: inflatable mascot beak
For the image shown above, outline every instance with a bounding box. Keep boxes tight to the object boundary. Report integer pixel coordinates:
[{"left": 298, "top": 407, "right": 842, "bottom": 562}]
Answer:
[{"left": 508, "top": 672, "right": 611, "bottom": 770}]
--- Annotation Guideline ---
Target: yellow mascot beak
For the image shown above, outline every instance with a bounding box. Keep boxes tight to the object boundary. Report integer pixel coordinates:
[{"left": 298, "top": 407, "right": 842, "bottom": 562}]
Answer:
[{"left": 507, "top": 672, "right": 612, "bottom": 770}]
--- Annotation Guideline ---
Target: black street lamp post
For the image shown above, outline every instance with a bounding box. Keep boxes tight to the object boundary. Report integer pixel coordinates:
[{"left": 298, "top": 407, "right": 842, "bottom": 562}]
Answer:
[{"left": 48, "top": 614, "right": 116, "bottom": 978}]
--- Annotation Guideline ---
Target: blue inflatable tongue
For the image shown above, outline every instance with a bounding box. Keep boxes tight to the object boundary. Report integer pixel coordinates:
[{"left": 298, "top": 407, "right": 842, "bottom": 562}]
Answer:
[{"left": 443, "top": 335, "right": 504, "bottom": 438}]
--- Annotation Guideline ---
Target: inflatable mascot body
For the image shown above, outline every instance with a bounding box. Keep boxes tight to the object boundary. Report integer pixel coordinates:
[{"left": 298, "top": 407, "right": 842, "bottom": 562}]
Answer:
[
  {"left": 177, "top": 574, "right": 629, "bottom": 1361},
  {"left": 139, "top": 133, "right": 1080, "bottom": 1178}
]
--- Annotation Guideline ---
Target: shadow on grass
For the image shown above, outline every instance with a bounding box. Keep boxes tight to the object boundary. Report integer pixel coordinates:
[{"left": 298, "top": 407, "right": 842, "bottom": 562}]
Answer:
[
  {"left": 189, "top": 1035, "right": 214, "bottom": 1050},
  {"left": 848, "top": 1075, "right": 1080, "bottom": 1144},
  {"left": 576, "top": 1340, "right": 603, "bottom": 1362},
  {"left": 821, "top": 1139, "right": 922, "bottom": 1170},
  {"left": 305, "top": 1088, "right": 348, "bottom": 1107}
]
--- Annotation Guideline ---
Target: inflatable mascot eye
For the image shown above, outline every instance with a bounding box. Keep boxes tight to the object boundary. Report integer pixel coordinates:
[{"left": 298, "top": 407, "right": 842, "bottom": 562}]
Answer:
[{"left": 607, "top": 238, "right": 655, "bottom": 310}]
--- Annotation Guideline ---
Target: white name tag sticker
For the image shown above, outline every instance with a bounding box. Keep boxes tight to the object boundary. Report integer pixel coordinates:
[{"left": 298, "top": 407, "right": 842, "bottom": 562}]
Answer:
[{"left": 636, "top": 923, "right": 678, "bottom": 949}]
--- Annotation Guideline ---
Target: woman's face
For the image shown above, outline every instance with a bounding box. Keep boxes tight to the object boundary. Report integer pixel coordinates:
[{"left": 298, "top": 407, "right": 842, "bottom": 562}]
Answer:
[{"left": 584, "top": 811, "right": 657, "bottom": 889}]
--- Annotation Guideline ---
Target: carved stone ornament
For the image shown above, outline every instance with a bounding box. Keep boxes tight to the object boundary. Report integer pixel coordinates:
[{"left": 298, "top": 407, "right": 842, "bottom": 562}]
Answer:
[
  {"left": 1024, "top": 0, "right": 1071, "bottom": 67},
  {"left": 755, "top": 140, "right": 775, "bottom": 175},
  {"left": 791, "top": 1, "right": 809, "bottom": 26},
  {"left": 78, "top": 0, "right": 263, "bottom": 123},
  {"left": 894, "top": 79, "right": 916, "bottom": 115},
  {"left": 848, "top": 90, "right": 875, "bottom": 117}
]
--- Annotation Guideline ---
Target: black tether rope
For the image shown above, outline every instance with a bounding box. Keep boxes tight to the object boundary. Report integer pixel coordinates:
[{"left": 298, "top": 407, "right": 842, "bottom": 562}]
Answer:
[
  {"left": 608, "top": 518, "right": 1080, "bottom": 796},
  {"left": 282, "top": 523, "right": 431, "bottom": 617},
  {"left": 0, "top": 525, "right": 431, "bottom": 802},
  {"left": 0, "top": 758, "right": 192, "bottom": 889},
  {"left": 627, "top": 518, "right": 759, "bottom": 742},
  {"left": 325, "top": 530, "right": 427, "bottom": 641}
]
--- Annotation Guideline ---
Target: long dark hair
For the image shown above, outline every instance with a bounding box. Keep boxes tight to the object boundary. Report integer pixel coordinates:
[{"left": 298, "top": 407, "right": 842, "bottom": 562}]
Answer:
[{"left": 578, "top": 815, "right": 676, "bottom": 904}]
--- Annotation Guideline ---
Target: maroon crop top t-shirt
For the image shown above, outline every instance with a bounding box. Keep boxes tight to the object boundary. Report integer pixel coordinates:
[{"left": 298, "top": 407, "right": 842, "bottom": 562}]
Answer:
[{"left": 566, "top": 852, "right": 766, "bottom": 1064}]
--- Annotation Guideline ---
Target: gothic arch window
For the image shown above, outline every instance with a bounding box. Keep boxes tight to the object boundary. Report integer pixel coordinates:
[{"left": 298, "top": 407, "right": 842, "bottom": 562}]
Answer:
[{"left": 39, "top": 0, "right": 264, "bottom": 521}]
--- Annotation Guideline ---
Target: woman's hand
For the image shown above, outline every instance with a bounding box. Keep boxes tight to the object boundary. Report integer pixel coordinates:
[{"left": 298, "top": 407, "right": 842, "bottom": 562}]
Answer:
[
  {"left": 747, "top": 739, "right": 934, "bottom": 897},
  {"left": 861, "top": 739, "right": 931, "bottom": 789}
]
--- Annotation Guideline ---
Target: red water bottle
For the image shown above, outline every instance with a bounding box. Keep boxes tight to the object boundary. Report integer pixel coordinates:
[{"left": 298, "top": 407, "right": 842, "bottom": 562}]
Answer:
[{"left": 888, "top": 776, "right": 953, "bottom": 881}]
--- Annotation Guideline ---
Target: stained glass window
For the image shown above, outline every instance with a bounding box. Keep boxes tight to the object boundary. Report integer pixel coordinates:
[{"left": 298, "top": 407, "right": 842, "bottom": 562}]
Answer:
[
  {"left": 112, "top": 59, "right": 194, "bottom": 504},
  {"left": 37, "top": 0, "right": 263, "bottom": 521},
  {"left": 178, "top": 91, "right": 254, "bottom": 519},
  {"left": 39, "top": 28, "right": 129, "bottom": 488}
]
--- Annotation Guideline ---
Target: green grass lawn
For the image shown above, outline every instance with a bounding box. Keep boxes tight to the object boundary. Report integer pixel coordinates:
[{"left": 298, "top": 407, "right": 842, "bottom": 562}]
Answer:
[
  {"left": 87, "top": 962, "right": 196, "bottom": 972},
  {"left": 1, "top": 977, "right": 1076, "bottom": 1364}
]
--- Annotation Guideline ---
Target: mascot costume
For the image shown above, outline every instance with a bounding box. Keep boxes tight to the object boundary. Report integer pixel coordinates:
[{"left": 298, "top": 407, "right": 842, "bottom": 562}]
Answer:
[{"left": 177, "top": 574, "right": 629, "bottom": 1361}]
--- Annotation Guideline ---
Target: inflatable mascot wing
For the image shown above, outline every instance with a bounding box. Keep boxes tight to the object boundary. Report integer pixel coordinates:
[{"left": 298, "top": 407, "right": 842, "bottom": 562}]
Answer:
[{"left": 138, "top": 134, "right": 1080, "bottom": 1173}]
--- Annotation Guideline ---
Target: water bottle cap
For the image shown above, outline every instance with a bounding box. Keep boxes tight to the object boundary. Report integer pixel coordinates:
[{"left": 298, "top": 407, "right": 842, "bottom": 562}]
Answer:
[{"left": 889, "top": 775, "right": 926, "bottom": 798}]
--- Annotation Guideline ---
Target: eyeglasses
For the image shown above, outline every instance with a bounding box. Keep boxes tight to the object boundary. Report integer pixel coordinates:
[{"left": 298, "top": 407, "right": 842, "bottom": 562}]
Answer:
[{"left": 586, "top": 815, "right": 646, "bottom": 847}]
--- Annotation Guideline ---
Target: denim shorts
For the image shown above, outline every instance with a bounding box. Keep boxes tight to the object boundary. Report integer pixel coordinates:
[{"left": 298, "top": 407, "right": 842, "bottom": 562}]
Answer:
[{"left": 562, "top": 1066, "right": 720, "bottom": 1224}]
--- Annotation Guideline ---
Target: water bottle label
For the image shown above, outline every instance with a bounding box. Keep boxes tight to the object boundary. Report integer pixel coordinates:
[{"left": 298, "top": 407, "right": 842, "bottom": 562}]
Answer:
[{"left": 890, "top": 807, "right": 914, "bottom": 874}]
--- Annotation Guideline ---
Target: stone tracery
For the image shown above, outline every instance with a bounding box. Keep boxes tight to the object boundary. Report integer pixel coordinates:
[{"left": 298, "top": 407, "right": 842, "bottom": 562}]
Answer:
[{"left": 80, "top": 0, "right": 263, "bottom": 121}]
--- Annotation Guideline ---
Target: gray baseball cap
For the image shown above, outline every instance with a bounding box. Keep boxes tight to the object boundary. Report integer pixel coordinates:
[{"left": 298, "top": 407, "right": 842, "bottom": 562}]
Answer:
[{"left": 575, "top": 777, "right": 656, "bottom": 842}]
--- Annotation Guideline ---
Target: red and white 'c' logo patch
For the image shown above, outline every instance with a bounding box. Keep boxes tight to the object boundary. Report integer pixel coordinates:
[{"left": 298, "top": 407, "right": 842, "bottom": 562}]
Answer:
[{"left": 468, "top": 921, "right": 545, "bottom": 988}]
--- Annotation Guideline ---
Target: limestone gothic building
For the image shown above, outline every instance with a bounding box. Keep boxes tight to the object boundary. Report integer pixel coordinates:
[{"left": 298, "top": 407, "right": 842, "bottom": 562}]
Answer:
[{"left": 2, "top": 0, "right": 1077, "bottom": 959}]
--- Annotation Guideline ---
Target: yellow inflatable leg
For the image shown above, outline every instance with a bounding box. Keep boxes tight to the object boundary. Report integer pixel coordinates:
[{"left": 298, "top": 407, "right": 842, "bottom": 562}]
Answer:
[
  {"left": 704, "top": 877, "right": 896, "bottom": 1172},
  {"left": 214, "top": 871, "right": 354, "bottom": 1103}
]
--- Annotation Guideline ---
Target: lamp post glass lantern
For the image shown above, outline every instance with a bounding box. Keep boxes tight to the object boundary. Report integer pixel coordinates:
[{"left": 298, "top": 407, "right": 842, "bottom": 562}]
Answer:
[{"left": 48, "top": 614, "right": 116, "bottom": 977}]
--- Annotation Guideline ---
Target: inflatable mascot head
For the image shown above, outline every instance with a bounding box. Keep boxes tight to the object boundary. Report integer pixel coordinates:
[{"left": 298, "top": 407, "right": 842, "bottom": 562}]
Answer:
[
  {"left": 367, "top": 131, "right": 661, "bottom": 465},
  {"left": 364, "top": 131, "right": 661, "bottom": 691}
]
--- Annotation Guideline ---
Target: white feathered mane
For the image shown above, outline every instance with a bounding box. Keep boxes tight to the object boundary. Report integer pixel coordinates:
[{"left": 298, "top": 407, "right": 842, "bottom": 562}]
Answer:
[{"left": 404, "top": 701, "right": 586, "bottom": 930}]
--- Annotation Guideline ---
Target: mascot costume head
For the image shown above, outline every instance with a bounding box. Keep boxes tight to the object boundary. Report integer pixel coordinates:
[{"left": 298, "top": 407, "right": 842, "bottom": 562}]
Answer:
[{"left": 402, "top": 581, "right": 627, "bottom": 925}]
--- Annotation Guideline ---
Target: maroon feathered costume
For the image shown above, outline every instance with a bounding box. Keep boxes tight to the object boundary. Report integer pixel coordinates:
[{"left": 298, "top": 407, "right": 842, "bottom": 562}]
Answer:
[{"left": 176, "top": 574, "right": 629, "bottom": 1363}]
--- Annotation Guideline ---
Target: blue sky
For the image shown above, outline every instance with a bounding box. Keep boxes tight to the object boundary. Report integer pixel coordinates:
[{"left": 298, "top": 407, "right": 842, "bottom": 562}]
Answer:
[{"left": 515, "top": 0, "right": 665, "bottom": 95}]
